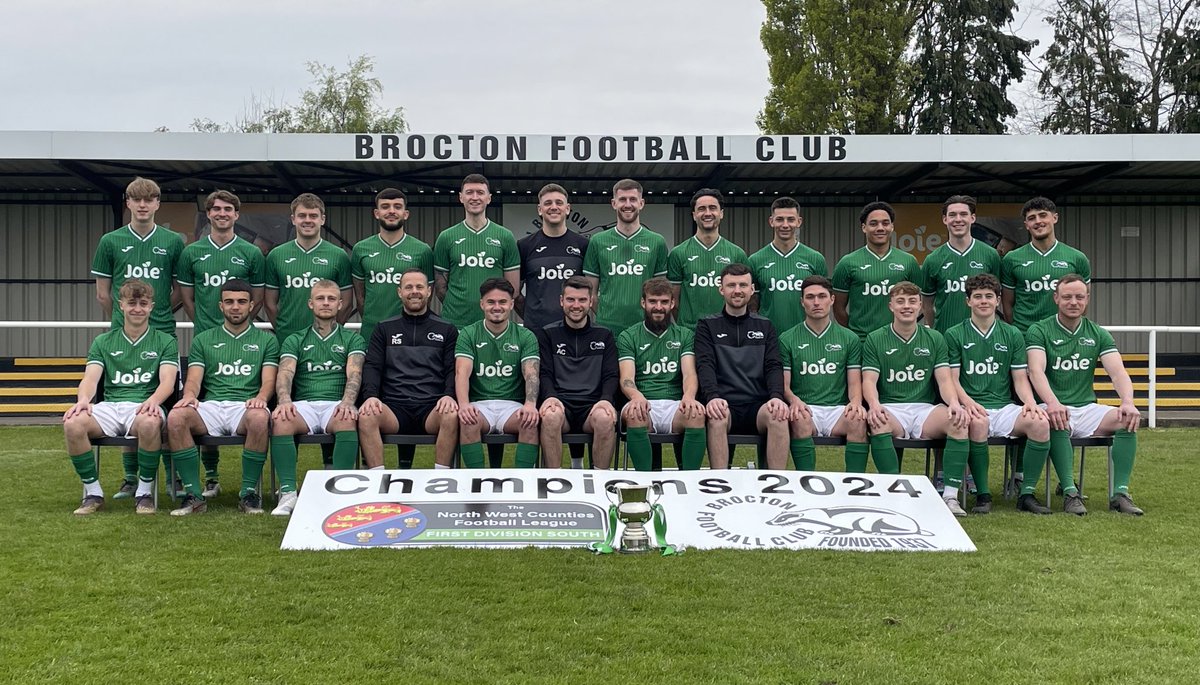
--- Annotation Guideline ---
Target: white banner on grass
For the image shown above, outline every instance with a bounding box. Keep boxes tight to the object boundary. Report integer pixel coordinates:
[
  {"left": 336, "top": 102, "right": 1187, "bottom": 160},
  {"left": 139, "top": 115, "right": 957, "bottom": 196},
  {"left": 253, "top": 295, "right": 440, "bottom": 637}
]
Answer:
[{"left": 281, "top": 470, "right": 975, "bottom": 553}]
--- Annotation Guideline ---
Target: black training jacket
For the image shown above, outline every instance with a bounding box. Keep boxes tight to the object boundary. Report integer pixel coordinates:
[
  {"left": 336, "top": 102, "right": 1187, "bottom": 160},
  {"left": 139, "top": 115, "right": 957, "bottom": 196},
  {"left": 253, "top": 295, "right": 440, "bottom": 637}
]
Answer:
[
  {"left": 361, "top": 310, "right": 457, "bottom": 405},
  {"left": 693, "top": 309, "right": 784, "bottom": 405},
  {"left": 533, "top": 319, "right": 618, "bottom": 405}
]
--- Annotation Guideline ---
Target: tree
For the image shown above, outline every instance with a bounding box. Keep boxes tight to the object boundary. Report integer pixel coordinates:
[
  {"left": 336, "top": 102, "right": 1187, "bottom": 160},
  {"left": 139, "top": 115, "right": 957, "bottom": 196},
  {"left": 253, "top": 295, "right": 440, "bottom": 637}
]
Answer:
[
  {"left": 758, "top": 0, "right": 925, "bottom": 134},
  {"left": 1163, "top": 20, "right": 1200, "bottom": 131},
  {"left": 1035, "top": 0, "right": 1199, "bottom": 132},
  {"left": 905, "top": 0, "right": 1035, "bottom": 133},
  {"left": 192, "top": 55, "right": 407, "bottom": 133}
]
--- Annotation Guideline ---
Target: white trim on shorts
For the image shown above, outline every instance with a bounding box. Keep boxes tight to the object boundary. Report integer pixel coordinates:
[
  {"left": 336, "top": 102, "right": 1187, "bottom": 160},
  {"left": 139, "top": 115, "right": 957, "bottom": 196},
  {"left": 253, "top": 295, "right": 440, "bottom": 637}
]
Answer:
[
  {"left": 1039, "top": 402, "right": 1111, "bottom": 438},
  {"left": 473, "top": 399, "right": 523, "bottom": 435},
  {"left": 91, "top": 401, "right": 163, "bottom": 438},
  {"left": 648, "top": 399, "right": 681, "bottom": 435},
  {"left": 985, "top": 404, "right": 1023, "bottom": 438},
  {"left": 882, "top": 402, "right": 939, "bottom": 439},
  {"left": 293, "top": 400, "right": 340, "bottom": 434},
  {"left": 196, "top": 400, "right": 249, "bottom": 437},
  {"left": 808, "top": 405, "right": 847, "bottom": 438}
]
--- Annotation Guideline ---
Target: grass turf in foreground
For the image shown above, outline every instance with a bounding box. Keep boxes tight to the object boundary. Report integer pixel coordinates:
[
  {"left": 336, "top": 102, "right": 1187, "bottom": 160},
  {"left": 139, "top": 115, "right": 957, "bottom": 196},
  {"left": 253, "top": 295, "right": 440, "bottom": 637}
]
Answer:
[{"left": 1, "top": 426, "right": 1196, "bottom": 684}]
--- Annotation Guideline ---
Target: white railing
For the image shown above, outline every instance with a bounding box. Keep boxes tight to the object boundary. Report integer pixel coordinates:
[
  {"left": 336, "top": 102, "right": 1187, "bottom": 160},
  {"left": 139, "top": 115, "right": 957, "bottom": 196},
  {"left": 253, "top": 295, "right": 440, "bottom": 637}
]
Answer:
[{"left": 2, "top": 322, "right": 1197, "bottom": 428}]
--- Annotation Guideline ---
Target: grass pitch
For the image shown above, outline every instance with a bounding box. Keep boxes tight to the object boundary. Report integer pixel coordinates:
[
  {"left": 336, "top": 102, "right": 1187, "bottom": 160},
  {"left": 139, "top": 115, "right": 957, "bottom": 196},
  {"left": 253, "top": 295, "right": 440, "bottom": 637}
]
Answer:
[{"left": 1, "top": 426, "right": 1196, "bottom": 684}]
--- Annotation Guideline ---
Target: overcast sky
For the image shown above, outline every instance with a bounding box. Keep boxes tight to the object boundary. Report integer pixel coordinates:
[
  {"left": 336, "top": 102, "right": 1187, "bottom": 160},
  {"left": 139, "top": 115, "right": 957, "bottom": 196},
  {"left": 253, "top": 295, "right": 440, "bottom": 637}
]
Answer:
[{"left": 0, "top": 0, "right": 774, "bottom": 134}]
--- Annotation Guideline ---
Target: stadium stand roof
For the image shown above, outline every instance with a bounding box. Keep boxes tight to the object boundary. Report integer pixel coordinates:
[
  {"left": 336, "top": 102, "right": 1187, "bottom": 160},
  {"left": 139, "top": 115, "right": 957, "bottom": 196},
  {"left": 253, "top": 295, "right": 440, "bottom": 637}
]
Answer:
[{"left": 0, "top": 131, "right": 1197, "bottom": 201}]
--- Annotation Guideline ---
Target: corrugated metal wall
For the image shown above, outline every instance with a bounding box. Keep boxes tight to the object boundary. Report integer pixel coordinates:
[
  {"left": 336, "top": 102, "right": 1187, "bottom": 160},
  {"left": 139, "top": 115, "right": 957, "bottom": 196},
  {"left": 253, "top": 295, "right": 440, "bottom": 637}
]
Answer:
[{"left": 3, "top": 200, "right": 1197, "bottom": 355}]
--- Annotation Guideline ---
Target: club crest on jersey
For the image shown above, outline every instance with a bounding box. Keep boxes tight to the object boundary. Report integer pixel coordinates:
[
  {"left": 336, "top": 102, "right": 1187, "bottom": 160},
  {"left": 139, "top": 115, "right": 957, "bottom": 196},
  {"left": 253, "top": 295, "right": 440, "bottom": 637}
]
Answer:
[
  {"left": 1051, "top": 260, "right": 1070, "bottom": 269},
  {"left": 139, "top": 350, "right": 159, "bottom": 360},
  {"left": 634, "top": 244, "right": 651, "bottom": 253},
  {"left": 332, "top": 344, "right": 346, "bottom": 353},
  {"left": 503, "top": 343, "right": 520, "bottom": 352},
  {"left": 427, "top": 332, "right": 444, "bottom": 342},
  {"left": 796, "top": 262, "right": 812, "bottom": 271},
  {"left": 913, "top": 347, "right": 931, "bottom": 357},
  {"left": 665, "top": 340, "right": 682, "bottom": 349},
  {"left": 313, "top": 257, "right": 329, "bottom": 266},
  {"left": 152, "top": 247, "right": 168, "bottom": 256},
  {"left": 888, "top": 263, "right": 905, "bottom": 271},
  {"left": 397, "top": 252, "right": 413, "bottom": 262},
  {"left": 243, "top": 343, "right": 260, "bottom": 352},
  {"left": 231, "top": 257, "right": 247, "bottom": 266},
  {"left": 485, "top": 238, "right": 502, "bottom": 247},
  {"left": 715, "top": 256, "right": 732, "bottom": 265},
  {"left": 825, "top": 343, "right": 842, "bottom": 352},
  {"left": 1079, "top": 337, "right": 1096, "bottom": 346},
  {"left": 994, "top": 343, "right": 1009, "bottom": 352},
  {"left": 566, "top": 246, "right": 582, "bottom": 256},
  {"left": 590, "top": 341, "right": 606, "bottom": 350},
  {"left": 747, "top": 330, "right": 765, "bottom": 340},
  {"left": 969, "top": 260, "right": 985, "bottom": 269}
]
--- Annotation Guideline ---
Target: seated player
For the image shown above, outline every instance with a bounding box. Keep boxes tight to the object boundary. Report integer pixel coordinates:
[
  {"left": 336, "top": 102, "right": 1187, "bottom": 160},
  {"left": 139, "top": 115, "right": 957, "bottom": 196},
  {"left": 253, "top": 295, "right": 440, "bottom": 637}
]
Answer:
[
  {"left": 694, "top": 264, "right": 789, "bottom": 469},
  {"left": 269, "top": 280, "right": 366, "bottom": 516},
  {"left": 779, "top": 276, "right": 868, "bottom": 472},
  {"left": 1025, "top": 275, "right": 1143, "bottom": 515},
  {"left": 861, "top": 281, "right": 971, "bottom": 516},
  {"left": 358, "top": 269, "right": 460, "bottom": 469},
  {"left": 62, "top": 279, "right": 178, "bottom": 515},
  {"left": 455, "top": 278, "right": 541, "bottom": 468},
  {"left": 945, "top": 274, "right": 1051, "bottom": 514},
  {"left": 166, "top": 279, "right": 278, "bottom": 516},
  {"left": 617, "top": 278, "right": 707, "bottom": 471},
  {"left": 535, "top": 276, "right": 618, "bottom": 468}
]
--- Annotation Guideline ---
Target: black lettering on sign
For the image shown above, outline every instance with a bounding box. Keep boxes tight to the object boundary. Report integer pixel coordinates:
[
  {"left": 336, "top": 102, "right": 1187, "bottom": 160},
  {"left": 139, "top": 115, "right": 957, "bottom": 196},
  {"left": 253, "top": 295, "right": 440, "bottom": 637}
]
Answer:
[
  {"left": 327, "top": 473, "right": 368, "bottom": 494},
  {"left": 887, "top": 478, "right": 920, "bottom": 498},
  {"left": 355, "top": 135, "right": 374, "bottom": 160},
  {"left": 843, "top": 476, "right": 880, "bottom": 497},
  {"left": 380, "top": 134, "right": 400, "bottom": 159},
  {"left": 408, "top": 135, "right": 426, "bottom": 160},
  {"left": 758, "top": 473, "right": 793, "bottom": 494},
  {"left": 433, "top": 135, "right": 452, "bottom": 160},
  {"left": 756, "top": 136, "right": 773, "bottom": 161},
  {"left": 830, "top": 136, "right": 847, "bottom": 161},
  {"left": 799, "top": 475, "right": 834, "bottom": 495},
  {"left": 551, "top": 136, "right": 567, "bottom": 161}
]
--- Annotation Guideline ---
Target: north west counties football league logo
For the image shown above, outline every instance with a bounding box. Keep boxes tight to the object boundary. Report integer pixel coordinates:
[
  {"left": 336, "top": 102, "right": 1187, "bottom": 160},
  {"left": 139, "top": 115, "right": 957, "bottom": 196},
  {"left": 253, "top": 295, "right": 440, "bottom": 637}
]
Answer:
[{"left": 323, "top": 502, "right": 428, "bottom": 546}]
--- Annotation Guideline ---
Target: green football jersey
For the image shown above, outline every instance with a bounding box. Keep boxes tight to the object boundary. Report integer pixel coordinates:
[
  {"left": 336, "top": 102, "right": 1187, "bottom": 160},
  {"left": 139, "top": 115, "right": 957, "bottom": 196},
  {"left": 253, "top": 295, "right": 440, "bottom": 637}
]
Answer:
[
  {"left": 945, "top": 318, "right": 1027, "bottom": 409},
  {"left": 616, "top": 322, "right": 694, "bottom": 401},
  {"left": 778, "top": 320, "right": 860, "bottom": 407},
  {"left": 666, "top": 236, "right": 747, "bottom": 328},
  {"left": 351, "top": 233, "right": 434, "bottom": 342},
  {"left": 1000, "top": 241, "right": 1091, "bottom": 331},
  {"left": 454, "top": 320, "right": 539, "bottom": 402},
  {"left": 862, "top": 324, "right": 948, "bottom": 404},
  {"left": 264, "top": 239, "right": 353, "bottom": 341},
  {"left": 85, "top": 328, "right": 179, "bottom": 403},
  {"left": 1026, "top": 315, "right": 1116, "bottom": 407},
  {"left": 921, "top": 239, "right": 1001, "bottom": 333},
  {"left": 747, "top": 241, "right": 827, "bottom": 334},
  {"left": 280, "top": 324, "right": 367, "bottom": 402},
  {"left": 189, "top": 324, "right": 280, "bottom": 402},
  {"left": 177, "top": 234, "right": 266, "bottom": 333},
  {"left": 91, "top": 225, "right": 185, "bottom": 335},
  {"left": 582, "top": 226, "right": 669, "bottom": 333},
  {"left": 433, "top": 221, "right": 520, "bottom": 327},
  {"left": 831, "top": 247, "right": 923, "bottom": 339}
]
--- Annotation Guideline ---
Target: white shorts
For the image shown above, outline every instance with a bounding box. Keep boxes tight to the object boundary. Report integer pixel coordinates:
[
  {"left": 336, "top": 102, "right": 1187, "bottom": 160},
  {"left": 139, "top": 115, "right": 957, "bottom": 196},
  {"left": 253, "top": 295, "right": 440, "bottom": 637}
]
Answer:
[
  {"left": 808, "top": 405, "right": 847, "bottom": 438},
  {"left": 1039, "top": 403, "right": 1112, "bottom": 438},
  {"left": 986, "top": 404, "right": 1023, "bottom": 438},
  {"left": 648, "top": 399, "right": 681, "bottom": 435},
  {"left": 883, "top": 402, "right": 939, "bottom": 439},
  {"left": 473, "top": 400, "right": 523, "bottom": 435},
  {"left": 293, "top": 400, "right": 340, "bottom": 434},
  {"left": 91, "top": 401, "right": 163, "bottom": 438},
  {"left": 196, "top": 400, "right": 249, "bottom": 437}
]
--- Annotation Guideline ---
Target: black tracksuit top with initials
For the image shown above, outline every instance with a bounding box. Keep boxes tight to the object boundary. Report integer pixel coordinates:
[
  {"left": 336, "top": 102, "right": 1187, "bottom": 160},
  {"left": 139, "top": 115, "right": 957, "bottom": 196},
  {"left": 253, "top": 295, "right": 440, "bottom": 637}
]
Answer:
[
  {"left": 534, "top": 319, "right": 618, "bottom": 406},
  {"left": 361, "top": 310, "right": 458, "bottom": 406}
]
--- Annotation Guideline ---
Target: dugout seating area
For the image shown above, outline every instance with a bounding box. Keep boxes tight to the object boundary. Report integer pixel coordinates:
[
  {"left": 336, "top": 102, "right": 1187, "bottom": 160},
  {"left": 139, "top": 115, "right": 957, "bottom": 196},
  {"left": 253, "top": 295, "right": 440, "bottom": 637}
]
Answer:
[
  {"left": 6, "top": 353, "right": 1197, "bottom": 416},
  {"left": 88, "top": 431, "right": 1115, "bottom": 511}
]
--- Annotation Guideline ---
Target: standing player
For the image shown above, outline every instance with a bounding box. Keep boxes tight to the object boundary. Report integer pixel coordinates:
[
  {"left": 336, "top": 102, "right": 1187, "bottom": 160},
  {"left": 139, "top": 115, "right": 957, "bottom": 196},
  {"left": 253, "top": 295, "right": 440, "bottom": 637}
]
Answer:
[
  {"left": 861, "top": 282, "right": 971, "bottom": 516},
  {"left": 999, "top": 196, "right": 1091, "bottom": 490},
  {"left": 694, "top": 264, "right": 789, "bottom": 469},
  {"left": 945, "top": 274, "right": 1051, "bottom": 514},
  {"left": 535, "top": 276, "right": 619, "bottom": 468},
  {"left": 517, "top": 183, "right": 589, "bottom": 332},
  {"left": 582, "top": 179, "right": 668, "bottom": 334},
  {"left": 748, "top": 197, "right": 827, "bottom": 335},
  {"left": 921, "top": 195, "right": 1001, "bottom": 333},
  {"left": 832, "top": 201, "right": 923, "bottom": 339},
  {"left": 618, "top": 278, "right": 707, "bottom": 471},
  {"left": 351, "top": 188, "right": 434, "bottom": 345},
  {"left": 434, "top": 174, "right": 520, "bottom": 327},
  {"left": 62, "top": 280, "right": 178, "bottom": 514},
  {"left": 454, "top": 279, "right": 541, "bottom": 469},
  {"left": 91, "top": 177, "right": 184, "bottom": 497},
  {"left": 269, "top": 281, "right": 366, "bottom": 517},
  {"left": 358, "top": 269, "right": 460, "bottom": 469},
  {"left": 177, "top": 189, "right": 266, "bottom": 498},
  {"left": 1001, "top": 196, "right": 1091, "bottom": 332},
  {"left": 779, "top": 276, "right": 869, "bottom": 472},
  {"left": 166, "top": 280, "right": 278, "bottom": 515},
  {"left": 667, "top": 189, "right": 747, "bottom": 328},
  {"left": 1025, "top": 275, "right": 1143, "bottom": 515},
  {"left": 265, "top": 193, "right": 353, "bottom": 343}
]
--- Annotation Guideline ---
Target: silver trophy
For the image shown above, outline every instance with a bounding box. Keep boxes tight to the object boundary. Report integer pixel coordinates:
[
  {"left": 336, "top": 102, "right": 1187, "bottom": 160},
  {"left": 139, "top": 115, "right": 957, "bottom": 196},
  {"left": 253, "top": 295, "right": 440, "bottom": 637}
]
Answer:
[{"left": 606, "top": 483, "right": 661, "bottom": 554}]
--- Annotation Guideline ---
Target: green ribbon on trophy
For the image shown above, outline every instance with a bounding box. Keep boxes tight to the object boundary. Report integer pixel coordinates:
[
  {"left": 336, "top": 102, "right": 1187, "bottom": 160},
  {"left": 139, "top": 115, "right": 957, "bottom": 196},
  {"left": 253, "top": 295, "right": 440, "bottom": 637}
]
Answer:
[{"left": 590, "top": 483, "right": 677, "bottom": 556}]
